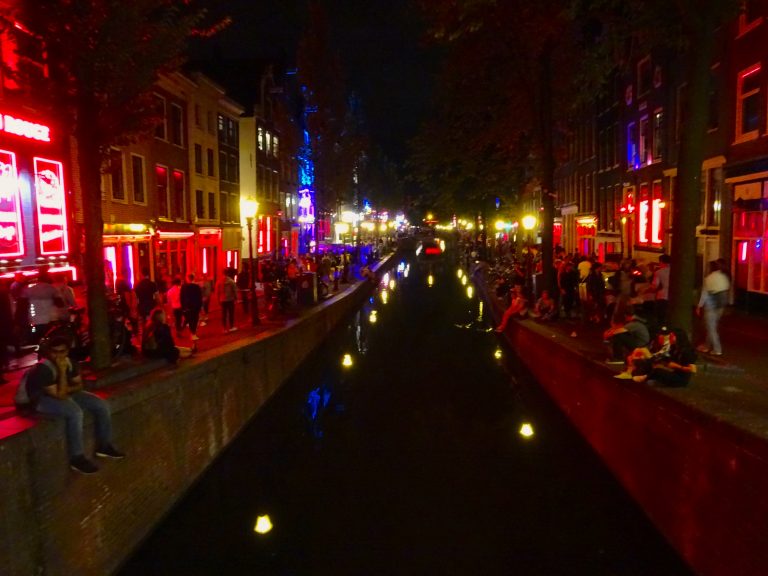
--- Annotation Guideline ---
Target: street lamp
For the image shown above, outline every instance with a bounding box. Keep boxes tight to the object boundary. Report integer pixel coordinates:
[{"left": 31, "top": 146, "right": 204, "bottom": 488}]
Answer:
[
  {"left": 521, "top": 214, "right": 538, "bottom": 295},
  {"left": 241, "top": 197, "right": 260, "bottom": 326}
]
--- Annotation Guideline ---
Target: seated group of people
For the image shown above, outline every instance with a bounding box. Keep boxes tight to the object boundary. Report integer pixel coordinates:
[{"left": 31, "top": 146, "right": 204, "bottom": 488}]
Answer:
[
  {"left": 603, "top": 307, "right": 697, "bottom": 387},
  {"left": 494, "top": 287, "right": 557, "bottom": 332}
]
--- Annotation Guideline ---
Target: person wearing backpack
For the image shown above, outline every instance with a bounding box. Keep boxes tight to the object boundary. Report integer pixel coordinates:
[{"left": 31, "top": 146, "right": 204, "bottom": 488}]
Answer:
[{"left": 19, "top": 335, "right": 124, "bottom": 474}]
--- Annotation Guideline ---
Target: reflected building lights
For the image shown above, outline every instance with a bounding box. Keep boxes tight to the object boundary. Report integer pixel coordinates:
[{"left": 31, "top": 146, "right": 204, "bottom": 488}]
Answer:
[{"left": 466, "top": 285, "right": 474, "bottom": 299}]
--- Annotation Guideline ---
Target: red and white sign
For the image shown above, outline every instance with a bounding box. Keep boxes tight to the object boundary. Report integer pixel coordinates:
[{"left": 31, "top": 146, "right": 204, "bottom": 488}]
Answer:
[
  {"left": 0, "top": 149, "right": 25, "bottom": 256},
  {"left": 34, "top": 157, "right": 68, "bottom": 255},
  {"left": 0, "top": 113, "right": 51, "bottom": 142}
]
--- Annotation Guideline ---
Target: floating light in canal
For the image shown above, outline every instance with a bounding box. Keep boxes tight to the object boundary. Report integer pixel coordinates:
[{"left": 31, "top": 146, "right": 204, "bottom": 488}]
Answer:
[
  {"left": 342, "top": 354, "right": 354, "bottom": 368},
  {"left": 389, "top": 279, "right": 396, "bottom": 290},
  {"left": 466, "top": 285, "right": 474, "bottom": 299},
  {"left": 369, "top": 311, "right": 378, "bottom": 324},
  {"left": 494, "top": 348, "right": 502, "bottom": 360},
  {"left": 519, "top": 423, "right": 534, "bottom": 439},
  {"left": 461, "top": 275, "right": 467, "bottom": 286},
  {"left": 457, "top": 269, "right": 464, "bottom": 279},
  {"left": 254, "top": 515, "right": 273, "bottom": 534},
  {"left": 381, "top": 289, "right": 389, "bottom": 304},
  {"left": 427, "top": 274, "right": 434, "bottom": 287}
]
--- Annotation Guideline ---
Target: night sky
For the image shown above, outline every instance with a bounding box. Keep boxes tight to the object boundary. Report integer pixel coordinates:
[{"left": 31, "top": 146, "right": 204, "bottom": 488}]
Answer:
[{"left": 191, "top": 0, "right": 437, "bottom": 165}]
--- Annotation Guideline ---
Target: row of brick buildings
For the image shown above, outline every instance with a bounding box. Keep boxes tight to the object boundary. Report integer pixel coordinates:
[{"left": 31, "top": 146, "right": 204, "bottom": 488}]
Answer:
[
  {"left": 0, "top": 5, "right": 303, "bottom": 289},
  {"left": 529, "top": 2, "right": 768, "bottom": 309}
]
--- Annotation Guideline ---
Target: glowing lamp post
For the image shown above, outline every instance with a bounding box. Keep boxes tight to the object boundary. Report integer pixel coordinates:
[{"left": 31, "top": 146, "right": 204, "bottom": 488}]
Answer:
[{"left": 241, "top": 198, "right": 260, "bottom": 326}]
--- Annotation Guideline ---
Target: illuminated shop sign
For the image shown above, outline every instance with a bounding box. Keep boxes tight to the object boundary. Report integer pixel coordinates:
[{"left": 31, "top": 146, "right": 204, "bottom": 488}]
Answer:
[
  {"left": 0, "top": 113, "right": 51, "bottom": 142},
  {"left": 0, "top": 150, "right": 25, "bottom": 256},
  {"left": 34, "top": 157, "right": 68, "bottom": 255}
]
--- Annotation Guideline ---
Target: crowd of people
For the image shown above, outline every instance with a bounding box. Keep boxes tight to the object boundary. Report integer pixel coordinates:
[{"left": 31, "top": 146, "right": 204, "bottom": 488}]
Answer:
[{"left": 482, "top": 241, "right": 731, "bottom": 388}]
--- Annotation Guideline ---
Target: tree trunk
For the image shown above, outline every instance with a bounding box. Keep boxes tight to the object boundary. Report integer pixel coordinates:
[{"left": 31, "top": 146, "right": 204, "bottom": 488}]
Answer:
[
  {"left": 669, "top": 7, "right": 713, "bottom": 336},
  {"left": 76, "top": 92, "right": 111, "bottom": 369},
  {"left": 538, "top": 41, "right": 556, "bottom": 295}
]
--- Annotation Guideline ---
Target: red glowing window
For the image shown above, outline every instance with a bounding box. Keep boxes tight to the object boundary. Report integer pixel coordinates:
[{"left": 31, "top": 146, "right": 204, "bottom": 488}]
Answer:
[
  {"left": 172, "top": 170, "right": 185, "bottom": 220},
  {"left": 0, "top": 150, "right": 25, "bottom": 257},
  {"left": 34, "top": 157, "right": 68, "bottom": 255},
  {"left": 258, "top": 215, "right": 273, "bottom": 254}
]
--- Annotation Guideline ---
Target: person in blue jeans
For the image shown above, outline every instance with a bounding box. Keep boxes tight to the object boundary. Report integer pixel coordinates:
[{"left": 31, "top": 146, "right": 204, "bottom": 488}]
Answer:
[{"left": 28, "top": 335, "right": 124, "bottom": 474}]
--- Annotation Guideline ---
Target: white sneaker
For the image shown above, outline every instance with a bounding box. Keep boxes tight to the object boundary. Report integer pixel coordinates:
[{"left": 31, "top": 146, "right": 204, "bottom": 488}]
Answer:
[
  {"left": 229, "top": 327, "right": 238, "bottom": 332},
  {"left": 191, "top": 334, "right": 199, "bottom": 341}
]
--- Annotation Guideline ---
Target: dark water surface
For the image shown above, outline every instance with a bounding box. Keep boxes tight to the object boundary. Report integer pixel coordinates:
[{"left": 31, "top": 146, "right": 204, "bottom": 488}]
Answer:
[{"left": 119, "top": 254, "right": 691, "bottom": 576}]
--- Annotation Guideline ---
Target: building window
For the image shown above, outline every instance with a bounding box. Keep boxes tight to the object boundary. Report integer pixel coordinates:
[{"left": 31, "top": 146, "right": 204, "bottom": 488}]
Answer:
[
  {"left": 207, "top": 148, "right": 215, "bottom": 177},
  {"left": 231, "top": 193, "right": 239, "bottom": 222},
  {"left": 108, "top": 149, "right": 125, "bottom": 200},
  {"left": 194, "top": 144, "right": 203, "bottom": 174},
  {"left": 627, "top": 122, "right": 638, "bottom": 169},
  {"left": 194, "top": 104, "right": 201, "bottom": 127},
  {"left": 207, "top": 110, "right": 215, "bottom": 134},
  {"left": 704, "top": 168, "right": 722, "bottom": 227},
  {"left": 637, "top": 57, "right": 652, "bottom": 97},
  {"left": 739, "top": 0, "right": 763, "bottom": 36},
  {"left": 217, "top": 114, "right": 225, "bottom": 138},
  {"left": 208, "top": 192, "right": 216, "bottom": 220},
  {"left": 639, "top": 115, "right": 650, "bottom": 165},
  {"left": 227, "top": 118, "right": 236, "bottom": 145},
  {"left": 258, "top": 126, "right": 265, "bottom": 151},
  {"left": 652, "top": 110, "right": 664, "bottom": 162},
  {"left": 154, "top": 95, "right": 167, "bottom": 140},
  {"left": 736, "top": 63, "right": 761, "bottom": 141},
  {"left": 195, "top": 189, "right": 204, "bottom": 219},
  {"left": 219, "top": 150, "right": 228, "bottom": 182},
  {"left": 273, "top": 135, "right": 279, "bottom": 157},
  {"left": 229, "top": 154, "right": 238, "bottom": 183},
  {"left": 131, "top": 155, "right": 145, "bottom": 204},
  {"left": 172, "top": 170, "right": 185, "bottom": 220},
  {"left": 156, "top": 165, "right": 170, "bottom": 219},
  {"left": 170, "top": 103, "right": 184, "bottom": 146}
]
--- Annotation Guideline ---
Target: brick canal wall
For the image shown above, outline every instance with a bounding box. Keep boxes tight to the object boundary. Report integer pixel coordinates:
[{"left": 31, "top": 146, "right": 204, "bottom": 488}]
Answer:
[
  {"left": 480, "top": 279, "right": 768, "bottom": 576},
  {"left": 0, "top": 266, "right": 388, "bottom": 576}
]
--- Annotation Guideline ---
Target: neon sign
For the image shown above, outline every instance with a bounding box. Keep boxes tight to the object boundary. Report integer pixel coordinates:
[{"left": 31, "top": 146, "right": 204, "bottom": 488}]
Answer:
[
  {"left": 0, "top": 114, "right": 51, "bottom": 142},
  {"left": 34, "top": 157, "right": 68, "bottom": 255},
  {"left": 0, "top": 150, "right": 24, "bottom": 256}
]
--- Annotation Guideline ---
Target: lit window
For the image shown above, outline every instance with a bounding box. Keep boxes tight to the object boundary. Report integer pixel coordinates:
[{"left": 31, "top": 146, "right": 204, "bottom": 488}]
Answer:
[
  {"left": 156, "top": 165, "right": 169, "bottom": 219},
  {"left": 172, "top": 170, "right": 185, "bottom": 220},
  {"left": 109, "top": 149, "right": 125, "bottom": 201},
  {"left": 652, "top": 110, "right": 664, "bottom": 161},
  {"left": 627, "top": 122, "right": 638, "bottom": 169},
  {"left": 639, "top": 116, "right": 650, "bottom": 165},
  {"left": 736, "top": 63, "right": 761, "bottom": 141},
  {"left": 131, "top": 155, "right": 145, "bottom": 204},
  {"left": 258, "top": 127, "right": 265, "bottom": 151}
]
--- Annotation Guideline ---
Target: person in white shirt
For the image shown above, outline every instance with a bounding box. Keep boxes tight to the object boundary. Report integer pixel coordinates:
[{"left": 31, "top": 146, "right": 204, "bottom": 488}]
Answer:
[
  {"left": 165, "top": 278, "right": 183, "bottom": 336},
  {"left": 696, "top": 259, "right": 730, "bottom": 356},
  {"left": 27, "top": 270, "right": 63, "bottom": 340}
]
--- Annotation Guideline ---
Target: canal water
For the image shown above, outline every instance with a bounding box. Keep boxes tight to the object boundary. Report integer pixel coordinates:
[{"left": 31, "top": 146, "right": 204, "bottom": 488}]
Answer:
[{"left": 119, "top": 253, "right": 691, "bottom": 576}]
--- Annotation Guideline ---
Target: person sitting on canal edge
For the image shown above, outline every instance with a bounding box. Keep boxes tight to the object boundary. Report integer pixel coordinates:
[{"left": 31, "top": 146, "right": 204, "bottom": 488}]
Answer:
[
  {"left": 530, "top": 289, "right": 557, "bottom": 321},
  {"left": 617, "top": 326, "right": 697, "bottom": 386},
  {"left": 24, "top": 335, "right": 124, "bottom": 474},
  {"left": 603, "top": 306, "right": 650, "bottom": 366},
  {"left": 142, "top": 307, "right": 193, "bottom": 365},
  {"left": 495, "top": 285, "right": 529, "bottom": 332}
]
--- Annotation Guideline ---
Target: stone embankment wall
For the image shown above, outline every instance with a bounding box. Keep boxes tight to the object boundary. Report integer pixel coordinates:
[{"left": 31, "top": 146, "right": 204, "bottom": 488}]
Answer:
[
  {"left": 0, "top": 266, "right": 387, "bottom": 576},
  {"left": 480, "top": 280, "right": 768, "bottom": 576}
]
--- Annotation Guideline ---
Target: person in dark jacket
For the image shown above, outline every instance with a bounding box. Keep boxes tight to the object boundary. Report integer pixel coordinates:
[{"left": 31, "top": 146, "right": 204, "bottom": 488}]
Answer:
[
  {"left": 180, "top": 273, "right": 203, "bottom": 341},
  {"left": 585, "top": 262, "right": 606, "bottom": 324},
  {"left": 142, "top": 308, "right": 191, "bottom": 364}
]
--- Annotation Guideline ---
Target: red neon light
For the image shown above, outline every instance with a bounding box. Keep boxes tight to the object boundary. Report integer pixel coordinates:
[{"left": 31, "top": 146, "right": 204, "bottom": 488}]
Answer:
[
  {"left": 202, "top": 248, "right": 208, "bottom": 275},
  {"left": 0, "top": 113, "right": 51, "bottom": 142},
  {"left": 740, "top": 242, "right": 748, "bottom": 262},
  {"left": 104, "top": 246, "right": 117, "bottom": 291},
  {"left": 34, "top": 157, "right": 69, "bottom": 255},
  {"left": 741, "top": 64, "right": 761, "bottom": 80},
  {"left": 651, "top": 198, "right": 663, "bottom": 244},
  {"left": 425, "top": 247, "right": 442, "bottom": 255},
  {"left": 638, "top": 200, "right": 649, "bottom": 244},
  {"left": 0, "top": 150, "right": 25, "bottom": 257}
]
